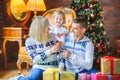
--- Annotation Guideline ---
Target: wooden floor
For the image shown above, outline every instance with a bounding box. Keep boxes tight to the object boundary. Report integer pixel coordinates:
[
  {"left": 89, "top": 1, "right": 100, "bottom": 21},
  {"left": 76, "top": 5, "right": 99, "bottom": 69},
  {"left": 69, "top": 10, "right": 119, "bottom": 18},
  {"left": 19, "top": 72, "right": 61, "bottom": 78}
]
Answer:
[{"left": 0, "top": 61, "right": 31, "bottom": 80}]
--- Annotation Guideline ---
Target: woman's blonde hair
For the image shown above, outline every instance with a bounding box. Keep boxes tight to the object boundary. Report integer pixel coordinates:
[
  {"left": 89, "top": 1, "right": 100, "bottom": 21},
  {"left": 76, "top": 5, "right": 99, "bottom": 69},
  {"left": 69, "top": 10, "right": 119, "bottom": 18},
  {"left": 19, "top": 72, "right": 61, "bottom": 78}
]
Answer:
[
  {"left": 29, "top": 16, "right": 50, "bottom": 44},
  {"left": 52, "top": 9, "right": 65, "bottom": 24}
]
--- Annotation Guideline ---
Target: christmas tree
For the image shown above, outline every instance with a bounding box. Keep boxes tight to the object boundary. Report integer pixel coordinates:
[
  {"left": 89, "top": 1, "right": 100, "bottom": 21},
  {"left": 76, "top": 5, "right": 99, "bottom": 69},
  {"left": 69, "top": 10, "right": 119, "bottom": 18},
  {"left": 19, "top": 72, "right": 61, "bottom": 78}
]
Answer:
[{"left": 68, "top": 0, "right": 111, "bottom": 70}]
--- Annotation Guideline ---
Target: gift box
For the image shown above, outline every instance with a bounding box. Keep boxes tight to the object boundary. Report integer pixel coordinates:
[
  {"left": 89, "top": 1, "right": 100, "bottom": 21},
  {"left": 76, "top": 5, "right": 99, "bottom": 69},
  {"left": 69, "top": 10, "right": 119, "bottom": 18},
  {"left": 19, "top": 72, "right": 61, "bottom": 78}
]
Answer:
[
  {"left": 59, "top": 71, "right": 75, "bottom": 80},
  {"left": 111, "top": 74, "right": 120, "bottom": 80},
  {"left": 43, "top": 68, "right": 59, "bottom": 80},
  {"left": 78, "top": 73, "right": 90, "bottom": 80},
  {"left": 101, "top": 56, "right": 120, "bottom": 74},
  {"left": 91, "top": 73, "right": 108, "bottom": 80}
]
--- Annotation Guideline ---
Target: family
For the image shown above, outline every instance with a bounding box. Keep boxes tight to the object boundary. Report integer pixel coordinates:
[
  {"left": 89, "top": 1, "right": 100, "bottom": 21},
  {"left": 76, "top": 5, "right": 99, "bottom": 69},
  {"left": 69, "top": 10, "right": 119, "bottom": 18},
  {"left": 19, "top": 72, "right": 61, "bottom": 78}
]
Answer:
[{"left": 9, "top": 9, "right": 97, "bottom": 80}]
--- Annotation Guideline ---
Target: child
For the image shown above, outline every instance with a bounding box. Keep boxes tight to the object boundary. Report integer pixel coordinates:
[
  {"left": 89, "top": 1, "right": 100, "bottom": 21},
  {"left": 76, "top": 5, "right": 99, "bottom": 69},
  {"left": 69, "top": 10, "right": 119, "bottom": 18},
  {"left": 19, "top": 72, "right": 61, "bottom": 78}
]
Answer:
[{"left": 49, "top": 9, "right": 69, "bottom": 44}]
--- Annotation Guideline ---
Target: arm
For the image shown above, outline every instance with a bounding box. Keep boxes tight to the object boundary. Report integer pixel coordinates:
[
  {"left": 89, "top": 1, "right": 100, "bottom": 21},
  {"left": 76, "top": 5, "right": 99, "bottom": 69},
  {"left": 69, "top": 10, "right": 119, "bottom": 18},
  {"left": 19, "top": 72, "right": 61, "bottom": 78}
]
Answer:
[
  {"left": 58, "top": 55, "right": 65, "bottom": 71},
  {"left": 62, "top": 42, "right": 94, "bottom": 70},
  {"left": 69, "top": 42, "right": 94, "bottom": 70},
  {"left": 25, "top": 38, "right": 51, "bottom": 60},
  {"left": 25, "top": 38, "right": 60, "bottom": 63}
]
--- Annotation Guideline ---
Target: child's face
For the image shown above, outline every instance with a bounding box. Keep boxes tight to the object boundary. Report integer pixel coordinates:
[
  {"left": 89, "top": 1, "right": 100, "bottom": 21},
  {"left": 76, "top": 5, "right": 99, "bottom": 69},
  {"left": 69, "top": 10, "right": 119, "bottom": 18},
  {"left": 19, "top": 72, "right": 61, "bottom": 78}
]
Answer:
[{"left": 54, "top": 14, "right": 64, "bottom": 27}]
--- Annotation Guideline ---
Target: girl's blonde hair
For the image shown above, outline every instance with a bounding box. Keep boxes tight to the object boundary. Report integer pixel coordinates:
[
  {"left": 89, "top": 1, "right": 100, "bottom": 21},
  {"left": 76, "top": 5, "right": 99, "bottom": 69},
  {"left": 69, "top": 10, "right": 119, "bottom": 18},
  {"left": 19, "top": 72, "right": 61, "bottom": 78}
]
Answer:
[
  {"left": 29, "top": 16, "right": 50, "bottom": 44},
  {"left": 52, "top": 9, "right": 65, "bottom": 24}
]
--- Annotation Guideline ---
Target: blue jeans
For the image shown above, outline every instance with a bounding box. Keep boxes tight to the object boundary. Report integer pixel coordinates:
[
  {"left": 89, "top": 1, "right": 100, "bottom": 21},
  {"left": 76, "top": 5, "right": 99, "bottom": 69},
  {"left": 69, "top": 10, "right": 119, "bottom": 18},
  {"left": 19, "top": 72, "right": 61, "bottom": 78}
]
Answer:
[
  {"left": 18, "top": 68, "right": 44, "bottom": 80},
  {"left": 80, "top": 68, "right": 98, "bottom": 74}
]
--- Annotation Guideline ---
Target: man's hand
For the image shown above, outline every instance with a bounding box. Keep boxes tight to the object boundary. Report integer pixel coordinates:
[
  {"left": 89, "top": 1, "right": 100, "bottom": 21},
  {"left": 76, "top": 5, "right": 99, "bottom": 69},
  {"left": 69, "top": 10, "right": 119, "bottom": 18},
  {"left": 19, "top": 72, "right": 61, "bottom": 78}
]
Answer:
[{"left": 62, "top": 50, "right": 71, "bottom": 58}]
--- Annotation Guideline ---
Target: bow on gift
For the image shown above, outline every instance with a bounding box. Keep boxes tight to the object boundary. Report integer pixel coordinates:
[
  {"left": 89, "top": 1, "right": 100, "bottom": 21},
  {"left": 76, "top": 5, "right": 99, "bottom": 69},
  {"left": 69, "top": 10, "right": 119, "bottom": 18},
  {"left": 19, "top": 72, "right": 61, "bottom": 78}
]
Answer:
[{"left": 103, "top": 56, "right": 115, "bottom": 74}]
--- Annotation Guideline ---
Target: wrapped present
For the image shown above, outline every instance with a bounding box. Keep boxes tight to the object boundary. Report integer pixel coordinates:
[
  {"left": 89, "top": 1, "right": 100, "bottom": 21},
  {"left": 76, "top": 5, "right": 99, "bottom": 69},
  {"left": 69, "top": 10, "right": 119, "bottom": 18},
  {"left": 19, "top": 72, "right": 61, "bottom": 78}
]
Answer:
[
  {"left": 78, "top": 73, "right": 90, "bottom": 80},
  {"left": 91, "top": 73, "right": 120, "bottom": 80},
  {"left": 111, "top": 74, "right": 120, "bottom": 80},
  {"left": 91, "top": 73, "right": 108, "bottom": 80},
  {"left": 43, "top": 68, "right": 59, "bottom": 80},
  {"left": 59, "top": 71, "right": 75, "bottom": 80},
  {"left": 101, "top": 56, "right": 120, "bottom": 74}
]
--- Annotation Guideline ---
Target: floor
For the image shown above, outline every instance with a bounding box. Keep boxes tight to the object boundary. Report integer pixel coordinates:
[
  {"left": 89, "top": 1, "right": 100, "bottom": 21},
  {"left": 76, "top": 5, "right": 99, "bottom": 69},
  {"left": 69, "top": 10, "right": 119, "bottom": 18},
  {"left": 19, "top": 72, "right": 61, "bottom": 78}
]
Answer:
[{"left": 0, "top": 61, "right": 31, "bottom": 80}]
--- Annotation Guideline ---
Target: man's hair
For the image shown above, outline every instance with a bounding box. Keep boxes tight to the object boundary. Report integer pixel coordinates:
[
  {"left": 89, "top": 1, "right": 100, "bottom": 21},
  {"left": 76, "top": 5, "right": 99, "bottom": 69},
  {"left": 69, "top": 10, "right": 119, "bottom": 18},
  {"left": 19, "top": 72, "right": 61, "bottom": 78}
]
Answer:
[{"left": 73, "top": 17, "right": 88, "bottom": 29}]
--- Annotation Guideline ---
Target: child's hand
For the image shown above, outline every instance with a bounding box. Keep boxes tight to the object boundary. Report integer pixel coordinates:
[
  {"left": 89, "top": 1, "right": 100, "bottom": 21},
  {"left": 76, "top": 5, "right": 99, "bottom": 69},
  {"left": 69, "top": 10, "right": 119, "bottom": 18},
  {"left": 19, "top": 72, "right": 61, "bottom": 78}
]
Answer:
[
  {"left": 50, "top": 45, "right": 60, "bottom": 54},
  {"left": 56, "top": 33, "right": 62, "bottom": 38},
  {"left": 55, "top": 40, "right": 63, "bottom": 47},
  {"left": 62, "top": 31, "right": 67, "bottom": 36}
]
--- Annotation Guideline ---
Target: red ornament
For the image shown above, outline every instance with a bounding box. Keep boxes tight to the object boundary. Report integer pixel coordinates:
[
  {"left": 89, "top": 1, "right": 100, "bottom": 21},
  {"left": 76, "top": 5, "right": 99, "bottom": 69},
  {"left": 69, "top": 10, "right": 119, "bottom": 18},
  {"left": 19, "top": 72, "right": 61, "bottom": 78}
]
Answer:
[
  {"left": 100, "top": 6, "right": 103, "bottom": 10},
  {"left": 91, "top": 14, "right": 95, "bottom": 19},
  {"left": 74, "top": 7, "right": 78, "bottom": 12},
  {"left": 90, "top": 27, "right": 93, "bottom": 31},
  {"left": 96, "top": 59, "right": 100, "bottom": 63},
  {"left": 68, "top": 6, "right": 71, "bottom": 9},
  {"left": 104, "top": 48, "right": 108, "bottom": 52},
  {"left": 100, "top": 40, "right": 102, "bottom": 44},
  {"left": 82, "top": 4, "right": 86, "bottom": 8},
  {"left": 93, "top": 0, "right": 97, "bottom": 3},
  {"left": 100, "top": 13, "right": 104, "bottom": 17},
  {"left": 94, "top": 43, "right": 97, "bottom": 47},
  {"left": 92, "top": 23, "right": 96, "bottom": 27},
  {"left": 87, "top": 0, "right": 91, "bottom": 2}
]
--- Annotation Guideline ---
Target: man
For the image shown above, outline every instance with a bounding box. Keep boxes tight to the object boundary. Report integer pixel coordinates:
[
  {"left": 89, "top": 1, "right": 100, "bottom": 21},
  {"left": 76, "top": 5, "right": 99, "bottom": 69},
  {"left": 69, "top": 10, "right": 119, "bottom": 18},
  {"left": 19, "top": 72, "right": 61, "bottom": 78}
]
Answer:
[{"left": 62, "top": 17, "right": 97, "bottom": 74}]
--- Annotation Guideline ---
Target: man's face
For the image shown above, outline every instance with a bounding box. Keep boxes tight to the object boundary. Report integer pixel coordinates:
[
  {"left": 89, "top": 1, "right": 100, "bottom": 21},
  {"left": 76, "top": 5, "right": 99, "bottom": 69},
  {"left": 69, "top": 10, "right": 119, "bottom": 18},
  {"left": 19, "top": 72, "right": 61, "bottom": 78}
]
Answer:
[{"left": 71, "top": 23, "right": 86, "bottom": 38}]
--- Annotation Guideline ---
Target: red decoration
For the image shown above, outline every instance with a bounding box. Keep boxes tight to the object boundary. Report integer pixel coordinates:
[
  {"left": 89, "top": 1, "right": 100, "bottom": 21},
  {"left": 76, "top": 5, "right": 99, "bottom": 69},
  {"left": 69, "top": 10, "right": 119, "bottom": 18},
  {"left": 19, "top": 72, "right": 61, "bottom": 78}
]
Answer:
[
  {"left": 92, "top": 23, "right": 96, "bottom": 27},
  {"left": 93, "top": 0, "right": 97, "bottom": 3},
  {"left": 96, "top": 59, "right": 100, "bottom": 63},
  {"left": 99, "top": 6, "right": 103, "bottom": 10},
  {"left": 82, "top": 4, "right": 86, "bottom": 8},
  {"left": 94, "top": 43, "right": 97, "bottom": 47},
  {"left": 90, "top": 27, "right": 93, "bottom": 31},
  {"left": 68, "top": 6, "right": 71, "bottom": 9},
  {"left": 100, "top": 40, "right": 102, "bottom": 44},
  {"left": 91, "top": 14, "right": 95, "bottom": 19},
  {"left": 100, "top": 13, "right": 104, "bottom": 17},
  {"left": 103, "top": 56, "right": 114, "bottom": 74},
  {"left": 74, "top": 7, "right": 78, "bottom": 12}
]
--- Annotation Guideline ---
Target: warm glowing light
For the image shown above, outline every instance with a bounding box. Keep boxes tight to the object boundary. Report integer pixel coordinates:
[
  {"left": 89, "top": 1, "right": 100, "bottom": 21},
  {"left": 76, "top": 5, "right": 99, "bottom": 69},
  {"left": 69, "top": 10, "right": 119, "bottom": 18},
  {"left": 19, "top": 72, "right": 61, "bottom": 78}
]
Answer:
[
  {"left": 27, "top": 0, "right": 46, "bottom": 18},
  {"left": 10, "top": 0, "right": 27, "bottom": 13}
]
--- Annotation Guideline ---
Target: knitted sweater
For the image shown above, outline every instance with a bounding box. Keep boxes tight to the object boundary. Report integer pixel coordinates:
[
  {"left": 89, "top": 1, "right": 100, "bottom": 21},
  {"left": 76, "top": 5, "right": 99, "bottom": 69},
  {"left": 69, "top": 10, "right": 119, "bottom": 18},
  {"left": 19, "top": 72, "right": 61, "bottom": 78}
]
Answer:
[
  {"left": 64, "top": 33, "right": 94, "bottom": 73},
  {"left": 25, "top": 37, "right": 64, "bottom": 70},
  {"left": 49, "top": 25, "right": 69, "bottom": 43}
]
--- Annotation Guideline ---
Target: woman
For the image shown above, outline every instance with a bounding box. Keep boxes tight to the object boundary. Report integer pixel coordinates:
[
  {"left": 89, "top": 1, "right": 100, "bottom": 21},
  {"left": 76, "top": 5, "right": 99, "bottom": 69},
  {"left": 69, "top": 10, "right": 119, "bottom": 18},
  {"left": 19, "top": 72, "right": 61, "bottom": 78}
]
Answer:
[{"left": 9, "top": 16, "right": 64, "bottom": 80}]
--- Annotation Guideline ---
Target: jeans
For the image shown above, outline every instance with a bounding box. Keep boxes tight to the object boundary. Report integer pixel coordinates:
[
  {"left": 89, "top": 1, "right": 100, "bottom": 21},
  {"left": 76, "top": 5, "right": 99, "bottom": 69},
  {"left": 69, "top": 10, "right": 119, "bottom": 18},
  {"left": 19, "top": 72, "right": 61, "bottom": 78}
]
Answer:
[{"left": 18, "top": 68, "right": 44, "bottom": 80}]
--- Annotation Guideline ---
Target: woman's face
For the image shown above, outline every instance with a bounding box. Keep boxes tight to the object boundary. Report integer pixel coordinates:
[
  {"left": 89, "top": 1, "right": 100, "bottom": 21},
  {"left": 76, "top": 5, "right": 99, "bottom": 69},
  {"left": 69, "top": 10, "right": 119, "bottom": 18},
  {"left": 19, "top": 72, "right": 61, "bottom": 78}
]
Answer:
[{"left": 45, "top": 25, "right": 50, "bottom": 36}]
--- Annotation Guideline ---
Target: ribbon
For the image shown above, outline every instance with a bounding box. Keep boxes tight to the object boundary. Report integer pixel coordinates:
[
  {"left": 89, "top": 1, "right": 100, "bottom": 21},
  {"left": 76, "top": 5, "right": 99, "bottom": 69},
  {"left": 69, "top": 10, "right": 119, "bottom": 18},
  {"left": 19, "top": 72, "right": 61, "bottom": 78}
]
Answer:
[{"left": 103, "top": 56, "right": 114, "bottom": 74}]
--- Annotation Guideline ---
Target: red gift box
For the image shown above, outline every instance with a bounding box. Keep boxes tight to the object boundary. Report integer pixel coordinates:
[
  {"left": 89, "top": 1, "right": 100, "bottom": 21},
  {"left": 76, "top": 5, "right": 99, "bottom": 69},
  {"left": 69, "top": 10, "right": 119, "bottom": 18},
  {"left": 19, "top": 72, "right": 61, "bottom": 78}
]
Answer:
[
  {"left": 78, "top": 73, "right": 90, "bottom": 80},
  {"left": 101, "top": 56, "right": 120, "bottom": 74},
  {"left": 91, "top": 73, "right": 108, "bottom": 80},
  {"left": 111, "top": 75, "right": 120, "bottom": 80}
]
